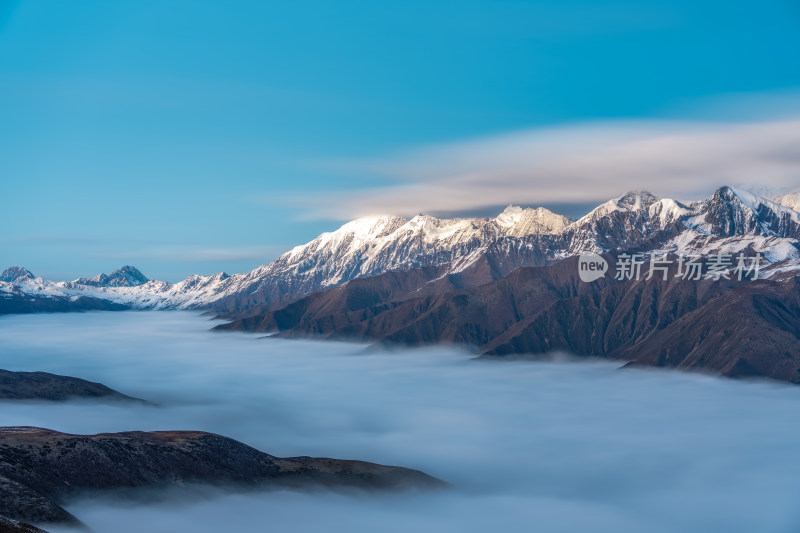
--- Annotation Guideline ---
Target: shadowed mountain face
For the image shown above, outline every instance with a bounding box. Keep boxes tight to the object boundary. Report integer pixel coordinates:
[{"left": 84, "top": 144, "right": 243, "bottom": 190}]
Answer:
[
  {"left": 481, "top": 264, "right": 800, "bottom": 382},
  {"left": 0, "top": 268, "right": 34, "bottom": 284},
  {"left": 0, "top": 370, "right": 145, "bottom": 403},
  {"left": 699, "top": 186, "right": 800, "bottom": 238},
  {"left": 215, "top": 255, "right": 800, "bottom": 383},
  {"left": 0, "top": 427, "right": 445, "bottom": 526}
]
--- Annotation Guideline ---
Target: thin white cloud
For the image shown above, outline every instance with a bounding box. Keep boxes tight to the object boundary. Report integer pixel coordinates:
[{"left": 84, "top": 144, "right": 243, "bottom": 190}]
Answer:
[{"left": 288, "top": 118, "right": 800, "bottom": 219}]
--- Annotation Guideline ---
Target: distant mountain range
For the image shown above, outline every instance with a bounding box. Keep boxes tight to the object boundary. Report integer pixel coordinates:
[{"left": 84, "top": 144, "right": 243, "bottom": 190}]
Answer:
[
  {"left": 2, "top": 185, "right": 800, "bottom": 382},
  {"left": 2, "top": 186, "right": 799, "bottom": 315},
  {"left": 73, "top": 265, "right": 150, "bottom": 287}
]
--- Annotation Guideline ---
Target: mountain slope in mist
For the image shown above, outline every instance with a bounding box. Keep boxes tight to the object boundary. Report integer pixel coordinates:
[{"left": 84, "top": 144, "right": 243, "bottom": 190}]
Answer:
[{"left": 215, "top": 254, "right": 800, "bottom": 383}]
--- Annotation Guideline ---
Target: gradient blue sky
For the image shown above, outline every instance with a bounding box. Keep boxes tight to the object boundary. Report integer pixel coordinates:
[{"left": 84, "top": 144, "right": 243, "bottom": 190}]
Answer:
[{"left": 2, "top": 0, "right": 799, "bottom": 281}]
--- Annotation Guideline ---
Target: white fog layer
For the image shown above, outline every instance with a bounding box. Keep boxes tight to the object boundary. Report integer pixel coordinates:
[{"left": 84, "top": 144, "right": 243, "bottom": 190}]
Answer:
[{"left": 1, "top": 311, "right": 799, "bottom": 533}]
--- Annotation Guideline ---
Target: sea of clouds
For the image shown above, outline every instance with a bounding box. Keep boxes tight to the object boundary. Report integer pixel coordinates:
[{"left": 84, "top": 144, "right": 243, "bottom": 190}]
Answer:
[{"left": 1, "top": 311, "right": 799, "bottom": 533}]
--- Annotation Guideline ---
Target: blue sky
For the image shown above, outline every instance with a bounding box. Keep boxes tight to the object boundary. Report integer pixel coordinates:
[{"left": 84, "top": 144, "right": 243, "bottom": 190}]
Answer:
[{"left": 2, "top": 0, "right": 799, "bottom": 281}]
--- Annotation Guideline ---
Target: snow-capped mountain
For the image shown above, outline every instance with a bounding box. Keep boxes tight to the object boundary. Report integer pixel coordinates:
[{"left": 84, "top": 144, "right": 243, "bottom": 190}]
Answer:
[
  {"left": 2, "top": 186, "right": 799, "bottom": 313},
  {"left": 74, "top": 266, "right": 149, "bottom": 287},
  {"left": 687, "top": 186, "right": 800, "bottom": 238},
  {"left": 0, "top": 266, "right": 34, "bottom": 284}
]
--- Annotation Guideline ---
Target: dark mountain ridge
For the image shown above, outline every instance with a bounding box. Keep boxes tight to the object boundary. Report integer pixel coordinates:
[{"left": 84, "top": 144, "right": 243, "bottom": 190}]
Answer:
[
  {"left": 215, "top": 254, "right": 800, "bottom": 383},
  {"left": 0, "top": 427, "right": 444, "bottom": 526},
  {"left": 0, "top": 516, "right": 47, "bottom": 533},
  {"left": 0, "top": 370, "right": 146, "bottom": 403},
  {"left": 0, "top": 291, "right": 130, "bottom": 315}
]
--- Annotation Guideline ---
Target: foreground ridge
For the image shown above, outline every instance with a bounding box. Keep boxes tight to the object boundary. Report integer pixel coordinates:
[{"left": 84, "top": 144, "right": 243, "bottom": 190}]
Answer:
[{"left": 0, "top": 427, "right": 445, "bottom": 526}]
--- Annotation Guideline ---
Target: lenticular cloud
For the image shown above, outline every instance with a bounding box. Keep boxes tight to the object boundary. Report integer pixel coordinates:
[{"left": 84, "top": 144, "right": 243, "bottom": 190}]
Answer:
[{"left": 298, "top": 118, "right": 800, "bottom": 219}]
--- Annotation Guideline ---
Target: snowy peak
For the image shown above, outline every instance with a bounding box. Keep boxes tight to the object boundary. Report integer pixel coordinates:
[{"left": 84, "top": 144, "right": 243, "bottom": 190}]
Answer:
[
  {"left": 494, "top": 206, "right": 570, "bottom": 237},
  {"left": 75, "top": 266, "right": 150, "bottom": 287},
  {"left": 772, "top": 190, "right": 800, "bottom": 213},
  {"left": 647, "top": 198, "right": 692, "bottom": 227},
  {"left": 330, "top": 215, "right": 408, "bottom": 241},
  {"left": 113, "top": 265, "right": 149, "bottom": 285},
  {"left": 274, "top": 205, "right": 570, "bottom": 291},
  {"left": 0, "top": 266, "right": 34, "bottom": 283},
  {"left": 697, "top": 186, "right": 755, "bottom": 236},
  {"left": 405, "top": 214, "right": 483, "bottom": 244},
  {"left": 573, "top": 190, "right": 660, "bottom": 226},
  {"left": 690, "top": 186, "right": 800, "bottom": 238},
  {"left": 320, "top": 205, "right": 572, "bottom": 254},
  {"left": 617, "top": 190, "right": 659, "bottom": 211},
  {"left": 269, "top": 212, "right": 494, "bottom": 290},
  {"left": 292, "top": 215, "right": 408, "bottom": 258}
]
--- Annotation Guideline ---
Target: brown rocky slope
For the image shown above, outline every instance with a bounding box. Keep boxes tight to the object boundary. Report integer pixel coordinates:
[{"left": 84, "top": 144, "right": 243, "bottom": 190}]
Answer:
[
  {"left": 0, "top": 427, "right": 445, "bottom": 527},
  {"left": 214, "top": 255, "right": 800, "bottom": 383}
]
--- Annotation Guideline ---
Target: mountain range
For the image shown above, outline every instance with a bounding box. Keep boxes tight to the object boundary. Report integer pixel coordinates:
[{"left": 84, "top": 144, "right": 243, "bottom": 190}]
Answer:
[
  {"left": 212, "top": 253, "right": 800, "bottom": 382},
  {"left": 2, "top": 186, "right": 798, "bottom": 314},
  {"left": 2, "top": 185, "right": 800, "bottom": 382}
]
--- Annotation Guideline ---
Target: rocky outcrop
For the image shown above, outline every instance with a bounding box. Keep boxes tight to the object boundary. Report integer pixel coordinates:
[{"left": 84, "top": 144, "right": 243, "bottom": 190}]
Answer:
[{"left": 0, "top": 427, "right": 445, "bottom": 526}]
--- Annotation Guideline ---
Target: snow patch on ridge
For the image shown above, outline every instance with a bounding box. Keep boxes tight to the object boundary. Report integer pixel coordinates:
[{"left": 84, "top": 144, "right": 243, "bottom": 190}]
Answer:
[
  {"left": 773, "top": 190, "right": 800, "bottom": 213},
  {"left": 495, "top": 206, "right": 570, "bottom": 236}
]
